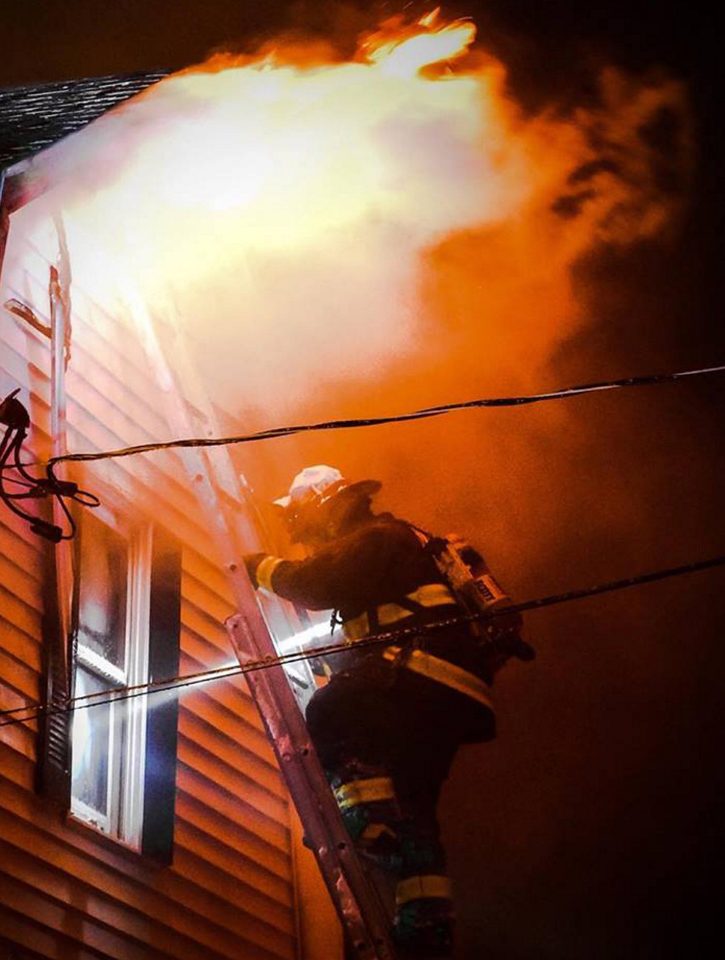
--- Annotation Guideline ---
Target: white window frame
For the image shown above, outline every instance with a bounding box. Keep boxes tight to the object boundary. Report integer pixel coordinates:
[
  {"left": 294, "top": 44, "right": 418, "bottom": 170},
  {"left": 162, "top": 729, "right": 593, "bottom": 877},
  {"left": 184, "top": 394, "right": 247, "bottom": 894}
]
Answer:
[{"left": 70, "top": 512, "right": 153, "bottom": 850}]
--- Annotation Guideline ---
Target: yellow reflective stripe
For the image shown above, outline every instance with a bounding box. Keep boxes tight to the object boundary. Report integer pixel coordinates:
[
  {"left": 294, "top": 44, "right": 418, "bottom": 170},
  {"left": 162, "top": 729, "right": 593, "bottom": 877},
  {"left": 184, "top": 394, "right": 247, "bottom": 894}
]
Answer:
[
  {"left": 378, "top": 603, "right": 415, "bottom": 626},
  {"left": 384, "top": 646, "right": 493, "bottom": 710},
  {"left": 360, "top": 823, "right": 398, "bottom": 843},
  {"left": 396, "top": 875, "right": 453, "bottom": 906},
  {"left": 256, "top": 555, "right": 285, "bottom": 591},
  {"left": 406, "top": 583, "right": 456, "bottom": 608},
  {"left": 333, "top": 777, "right": 395, "bottom": 811},
  {"left": 343, "top": 612, "right": 369, "bottom": 641},
  {"left": 343, "top": 583, "right": 456, "bottom": 640}
]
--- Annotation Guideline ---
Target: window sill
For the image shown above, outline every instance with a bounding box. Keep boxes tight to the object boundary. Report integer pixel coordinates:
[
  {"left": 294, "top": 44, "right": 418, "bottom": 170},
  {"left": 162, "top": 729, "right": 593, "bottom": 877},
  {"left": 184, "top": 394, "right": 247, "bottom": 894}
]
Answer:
[{"left": 64, "top": 811, "right": 167, "bottom": 867}]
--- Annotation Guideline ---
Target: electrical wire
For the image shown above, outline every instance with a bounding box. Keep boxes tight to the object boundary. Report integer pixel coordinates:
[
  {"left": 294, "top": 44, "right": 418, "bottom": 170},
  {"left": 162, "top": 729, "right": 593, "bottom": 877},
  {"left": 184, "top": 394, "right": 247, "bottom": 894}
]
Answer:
[
  {"left": 43, "top": 361, "right": 725, "bottom": 473},
  {"left": 2, "top": 549, "right": 723, "bottom": 729},
  {"left": 3, "top": 361, "right": 725, "bottom": 541},
  {"left": 0, "top": 403, "right": 100, "bottom": 540},
  {"left": 1, "top": 363, "right": 724, "bottom": 721}
]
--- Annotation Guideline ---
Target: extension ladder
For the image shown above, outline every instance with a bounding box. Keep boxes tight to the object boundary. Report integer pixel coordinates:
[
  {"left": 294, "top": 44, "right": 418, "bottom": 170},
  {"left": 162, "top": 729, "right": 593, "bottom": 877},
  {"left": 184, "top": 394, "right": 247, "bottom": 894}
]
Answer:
[{"left": 136, "top": 304, "right": 398, "bottom": 959}]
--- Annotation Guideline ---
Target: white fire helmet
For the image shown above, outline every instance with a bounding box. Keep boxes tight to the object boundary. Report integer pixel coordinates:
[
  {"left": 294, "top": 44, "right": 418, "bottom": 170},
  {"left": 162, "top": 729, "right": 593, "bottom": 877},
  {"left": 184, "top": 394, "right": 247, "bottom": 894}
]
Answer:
[
  {"left": 274, "top": 464, "right": 381, "bottom": 509},
  {"left": 274, "top": 465, "right": 381, "bottom": 542}
]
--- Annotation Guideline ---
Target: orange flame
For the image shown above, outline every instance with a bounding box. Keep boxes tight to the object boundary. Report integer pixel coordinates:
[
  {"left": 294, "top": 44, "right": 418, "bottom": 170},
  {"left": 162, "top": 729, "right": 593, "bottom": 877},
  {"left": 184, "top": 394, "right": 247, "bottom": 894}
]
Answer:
[
  {"left": 8, "top": 12, "right": 690, "bottom": 436},
  {"left": 363, "top": 13, "right": 476, "bottom": 76}
]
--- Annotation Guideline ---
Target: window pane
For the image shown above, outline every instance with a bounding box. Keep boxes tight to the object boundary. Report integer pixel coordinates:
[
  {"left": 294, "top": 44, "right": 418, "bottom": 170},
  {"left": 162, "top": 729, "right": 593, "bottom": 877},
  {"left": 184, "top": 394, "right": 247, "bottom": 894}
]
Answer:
[
  {"left": 71, "top": 667, "right": 113, "bottom": 819},
  {"left": 78, "top": 513, "right": 128, "bottom": 669}
]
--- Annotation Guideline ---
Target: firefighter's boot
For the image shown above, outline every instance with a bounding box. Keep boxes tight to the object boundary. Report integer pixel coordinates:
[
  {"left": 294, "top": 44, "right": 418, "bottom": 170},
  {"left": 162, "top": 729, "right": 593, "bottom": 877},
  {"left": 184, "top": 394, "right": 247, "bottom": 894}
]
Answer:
[
  {"left": 329, "top": 762, "right": 402, "bottom": 872},
  {"left": 392, "top": 874, "right": 454, "bottom": 957},
  {"left": 393, "top": 811, "right": 453, "bottom": 956}
]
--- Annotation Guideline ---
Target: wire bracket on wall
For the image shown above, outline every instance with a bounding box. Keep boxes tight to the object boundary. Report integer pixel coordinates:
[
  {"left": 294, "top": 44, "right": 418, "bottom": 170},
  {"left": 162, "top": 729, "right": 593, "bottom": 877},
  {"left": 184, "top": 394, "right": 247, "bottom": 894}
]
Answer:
[{"left": 0, "top": 389, "right": 98, "bottom": 541}]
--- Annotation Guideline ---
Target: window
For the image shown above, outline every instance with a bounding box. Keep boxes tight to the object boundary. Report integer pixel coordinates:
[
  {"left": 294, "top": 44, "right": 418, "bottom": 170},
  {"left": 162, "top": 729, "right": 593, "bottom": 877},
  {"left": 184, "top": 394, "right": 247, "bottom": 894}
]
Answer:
[
  {"left": 70, "top": 512, "right": 152, "bottom": 845},
  {"left": 41, "top": 505, "right": 182, "bottom": 862}
]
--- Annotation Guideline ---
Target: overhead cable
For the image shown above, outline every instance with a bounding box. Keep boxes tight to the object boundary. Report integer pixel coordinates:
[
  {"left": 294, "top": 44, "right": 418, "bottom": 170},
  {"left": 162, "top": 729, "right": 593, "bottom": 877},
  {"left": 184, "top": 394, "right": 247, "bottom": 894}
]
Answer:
[
  {"left": 44, "top": 361, "right": 725, "bottom": 472},
  {"left": 2, "top": 362, "right": 724, "bottom": 541},
  {"left": 2, "top": 549, "right": 723, "bottom": 730}
]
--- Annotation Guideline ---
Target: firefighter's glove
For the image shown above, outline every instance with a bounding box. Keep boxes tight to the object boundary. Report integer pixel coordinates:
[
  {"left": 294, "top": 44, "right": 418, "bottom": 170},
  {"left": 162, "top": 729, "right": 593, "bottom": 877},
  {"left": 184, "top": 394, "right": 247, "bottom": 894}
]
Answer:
[{"left": 243, "top": 552, "right": 267, "bottom": 589}]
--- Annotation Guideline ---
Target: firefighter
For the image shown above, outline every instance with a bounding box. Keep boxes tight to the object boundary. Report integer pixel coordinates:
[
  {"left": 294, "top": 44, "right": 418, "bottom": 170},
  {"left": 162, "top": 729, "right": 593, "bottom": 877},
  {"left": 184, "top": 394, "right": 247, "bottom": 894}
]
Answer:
[{"left": 244, "top": 465, "right": 532, "bottom": 957}]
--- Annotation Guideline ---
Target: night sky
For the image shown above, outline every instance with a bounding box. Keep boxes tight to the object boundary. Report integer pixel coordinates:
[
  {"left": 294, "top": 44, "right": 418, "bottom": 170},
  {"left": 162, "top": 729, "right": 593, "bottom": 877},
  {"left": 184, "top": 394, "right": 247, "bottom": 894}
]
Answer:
[{"left": 2, "top": 3, "right": 724, "bottom": 958}]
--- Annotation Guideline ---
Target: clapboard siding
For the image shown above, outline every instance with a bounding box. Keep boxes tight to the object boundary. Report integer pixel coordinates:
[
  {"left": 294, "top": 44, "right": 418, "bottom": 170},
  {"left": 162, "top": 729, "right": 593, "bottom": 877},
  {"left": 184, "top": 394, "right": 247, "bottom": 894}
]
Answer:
[
  {"left": 177, "top": 743, "right": 288, "bottom": 841},
  {"left": 0, "top": 548, "right": 43, "bottom": 610},
  {"left": 0, "top": 906, "right": 101, "bottom": 960},
  {"left": 174, "top": 794, "right": 292, "bottom": 888},
  {"left": 175, "top": 761, "right": 288, "bottom": 853},
  {"left": 0, "top": 906, "right": 110, "bottom": 960},
  {"left": 0, "top": 713, "right": 37, "bottom": 763},
  {"left": 0, "top": 877, "right": 162, "bottom": 960},
  {"left": 182, "top": 548, "right": 236, "bottom": 609},
  {"left": 0, "top": 609, "right": 41, "bottom": 673},
  {"left": 0, "top": 646, "right": 38, "bottom": 707},
  {"left": 181, "top": 571, "right": 237, "bottom": 634},
  {"left": 0, "top": 836, "right": 294, "bottom": 960},
  {"left": 0, "top": 770, "right": 292, "bottom": 919},
  {"left": 0, "top": 582, "right": 42, "bottom": 648},
  {"left": 178, "top": 709, "right": 285, "bottom": 800},
  {"left": 0, "top": 744, "right": 37, "bottom": 795},
  {"left": 180, "top": 599, "right": 234, "bottom": 658},
  {"left": 175, "top": 671, "right": 275, "bottom": 766},
  {"left": 1, "top": 318, "right": 229, "bottom": 572},
  {"left": 0, "top": 215, "right": 302, "bottom": 959},
  {"left": 0, "top": 509, "right": 46, "bottom": 562},
  {"left": 5, "top": 262, "right": 209, "bottom": 442}
]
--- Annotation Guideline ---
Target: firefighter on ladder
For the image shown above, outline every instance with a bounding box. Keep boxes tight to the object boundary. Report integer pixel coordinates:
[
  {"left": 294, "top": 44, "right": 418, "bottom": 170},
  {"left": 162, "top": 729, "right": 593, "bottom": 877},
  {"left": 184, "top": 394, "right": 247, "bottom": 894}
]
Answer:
[{"left": 245, "top": 465, "right": 534, "bottom": 957}]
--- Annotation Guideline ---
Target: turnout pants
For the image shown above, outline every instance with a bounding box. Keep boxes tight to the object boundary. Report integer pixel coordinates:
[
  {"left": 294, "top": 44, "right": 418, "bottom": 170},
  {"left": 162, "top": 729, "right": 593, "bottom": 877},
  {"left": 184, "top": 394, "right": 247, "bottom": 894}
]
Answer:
[{"left": 306, "top": 649, "right": 493, "bottom": 956}]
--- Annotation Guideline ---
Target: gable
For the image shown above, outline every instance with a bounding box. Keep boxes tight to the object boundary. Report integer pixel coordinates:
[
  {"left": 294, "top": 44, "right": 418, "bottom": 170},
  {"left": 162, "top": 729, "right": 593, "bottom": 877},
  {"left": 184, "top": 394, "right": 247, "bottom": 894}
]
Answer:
[{"left": 0, "top": 71, "right": 168, "bottom": 171}]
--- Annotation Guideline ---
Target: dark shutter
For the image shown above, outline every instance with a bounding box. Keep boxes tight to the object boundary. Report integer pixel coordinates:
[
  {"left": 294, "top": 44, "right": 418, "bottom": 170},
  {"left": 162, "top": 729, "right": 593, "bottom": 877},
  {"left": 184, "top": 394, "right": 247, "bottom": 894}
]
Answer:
[
  {"left": 141, "top": 528, "right": 182, "bottom": 864},
  {"left": 37, "top": 618, "right": 72, "bottom": 805},
  {"left": 37, "top": 535, "right": 77, "bottom": 806}
]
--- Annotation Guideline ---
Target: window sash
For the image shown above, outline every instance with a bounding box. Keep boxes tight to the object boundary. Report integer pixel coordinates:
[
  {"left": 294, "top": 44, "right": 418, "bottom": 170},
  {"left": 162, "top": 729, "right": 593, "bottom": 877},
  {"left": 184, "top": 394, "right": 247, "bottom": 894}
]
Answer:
[
  {"left": 70, "top": 664, "right": 122, "bottom": 833},
  {"left": 70, "top": 522, "right": 152, "bottom": 850},
  {"left": 121, "top": 526, "right": 152, "bottom": 846}
]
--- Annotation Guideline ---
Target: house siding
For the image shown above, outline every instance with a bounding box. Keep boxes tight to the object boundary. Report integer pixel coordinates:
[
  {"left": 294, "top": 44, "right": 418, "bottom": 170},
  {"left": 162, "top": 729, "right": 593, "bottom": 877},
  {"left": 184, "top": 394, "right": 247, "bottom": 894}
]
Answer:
[{"left": 0, "top": 214, "right": 303, "bottom": 960}]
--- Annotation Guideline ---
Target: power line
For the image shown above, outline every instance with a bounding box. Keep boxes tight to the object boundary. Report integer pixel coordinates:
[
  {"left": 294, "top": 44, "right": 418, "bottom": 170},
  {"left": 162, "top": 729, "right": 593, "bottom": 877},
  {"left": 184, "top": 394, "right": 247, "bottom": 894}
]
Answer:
[
  {"left": 2, "top": 549, "right": 724, "bottom": 730},
  {"left": 3, "top": 361, "right": 724, "bottom": 542},
  {"left": 44, "top": 362, "right": 725, "bottom": 472}
]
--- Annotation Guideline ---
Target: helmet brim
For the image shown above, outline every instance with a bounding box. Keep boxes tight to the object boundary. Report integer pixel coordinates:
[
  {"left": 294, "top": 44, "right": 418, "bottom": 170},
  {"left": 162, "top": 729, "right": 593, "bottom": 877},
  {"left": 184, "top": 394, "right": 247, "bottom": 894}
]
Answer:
[
  {"left": 335, "top": 479, "right": 382, "bottom": 502},
  {"left": 273, "top": 478, "right": 381, "bottom": 510}
]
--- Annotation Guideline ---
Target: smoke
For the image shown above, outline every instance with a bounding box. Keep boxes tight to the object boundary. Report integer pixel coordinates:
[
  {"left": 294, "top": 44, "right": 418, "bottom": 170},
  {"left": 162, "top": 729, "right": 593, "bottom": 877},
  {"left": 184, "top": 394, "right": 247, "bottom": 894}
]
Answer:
[
  {"left": 14, "top": 16, "right": 690, "bottom": 413},
  {"left": 5, "top": 13, "right": 719, "bottom": 956},
  {"left": 8, "top": 12, "right": 693, "bottom": 562}
]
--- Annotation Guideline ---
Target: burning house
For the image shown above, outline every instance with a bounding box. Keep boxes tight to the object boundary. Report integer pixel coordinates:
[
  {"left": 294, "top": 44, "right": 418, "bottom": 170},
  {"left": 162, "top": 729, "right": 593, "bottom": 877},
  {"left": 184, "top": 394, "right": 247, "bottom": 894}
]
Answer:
[
  {"left": 1, "top": 8, "right": 719, "bottom": 960},
  {"left": 0, "top": 65, "right": 342, "bottom": 960}
]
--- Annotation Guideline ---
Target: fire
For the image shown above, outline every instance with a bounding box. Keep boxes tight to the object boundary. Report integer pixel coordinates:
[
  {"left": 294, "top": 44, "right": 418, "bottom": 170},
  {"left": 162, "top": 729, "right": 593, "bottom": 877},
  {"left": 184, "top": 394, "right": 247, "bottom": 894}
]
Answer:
[
  {"left": 363, "top": 12, "right": 476, "bottom": 76},
  {"left": 7, "top": 10, "right": 690, "bottom": 436}
]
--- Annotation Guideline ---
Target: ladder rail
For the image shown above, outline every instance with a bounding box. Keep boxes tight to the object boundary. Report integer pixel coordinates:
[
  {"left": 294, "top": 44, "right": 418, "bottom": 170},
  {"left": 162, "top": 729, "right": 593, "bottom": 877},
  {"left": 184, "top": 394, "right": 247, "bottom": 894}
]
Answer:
[
  {"left": 227, "top": 612, "right": 397, "bottom": 959},
  {"left": 131, "top": 302, "right": 397, "bottom": 959}
]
